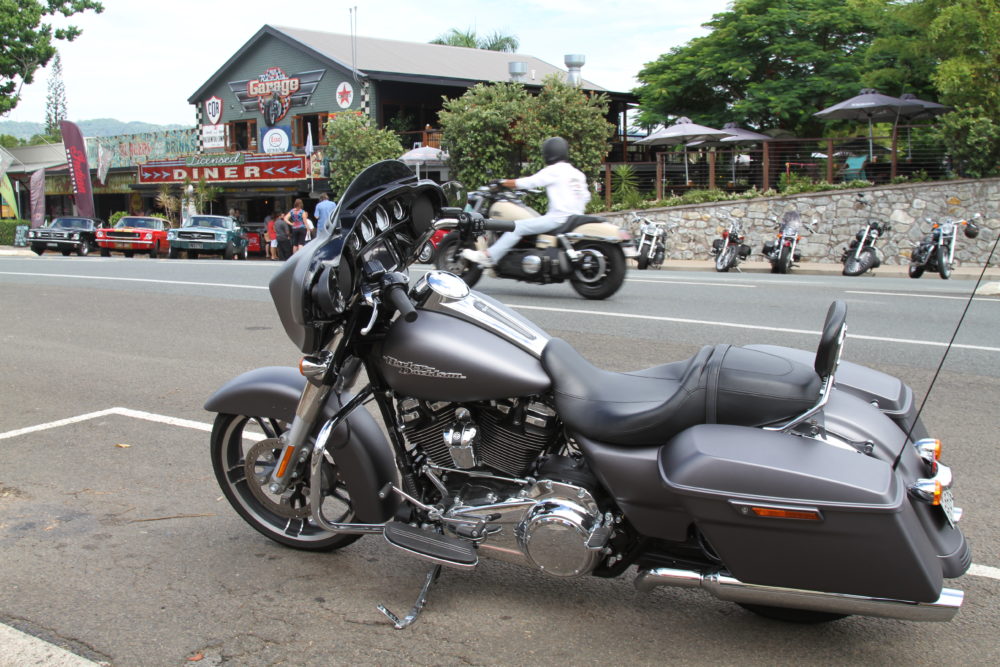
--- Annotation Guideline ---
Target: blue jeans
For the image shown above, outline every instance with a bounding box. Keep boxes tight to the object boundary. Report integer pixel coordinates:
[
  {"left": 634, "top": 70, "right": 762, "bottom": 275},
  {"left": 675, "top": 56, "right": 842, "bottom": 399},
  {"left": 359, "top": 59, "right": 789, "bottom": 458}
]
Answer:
[{"left": 487, "top": 213, "right": 568, "bottom": 261}]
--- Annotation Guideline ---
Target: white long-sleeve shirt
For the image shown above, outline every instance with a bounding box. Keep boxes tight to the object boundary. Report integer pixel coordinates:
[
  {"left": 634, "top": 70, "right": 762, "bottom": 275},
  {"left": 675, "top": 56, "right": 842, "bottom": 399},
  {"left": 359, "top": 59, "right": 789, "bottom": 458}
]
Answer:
[{"left": 514, "top": 161, "right": 591, "bottom": 218}]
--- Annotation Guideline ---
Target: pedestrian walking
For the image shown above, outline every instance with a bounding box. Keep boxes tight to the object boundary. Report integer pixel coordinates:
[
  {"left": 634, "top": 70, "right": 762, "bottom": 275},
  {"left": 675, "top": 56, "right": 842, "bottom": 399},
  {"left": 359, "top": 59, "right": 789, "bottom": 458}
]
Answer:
[
  {"left": 313, "top": 193, "right": 337, "bottom": 235},
  {"left": 273, "top": 208, "right": 292, "bottom": 260}
]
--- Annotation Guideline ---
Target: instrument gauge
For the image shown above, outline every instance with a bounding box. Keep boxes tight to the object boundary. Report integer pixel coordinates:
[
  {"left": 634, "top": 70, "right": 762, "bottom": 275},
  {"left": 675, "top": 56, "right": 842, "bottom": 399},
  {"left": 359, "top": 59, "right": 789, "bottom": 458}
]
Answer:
[
  {"left": 375, "top": 205, "right": 390, "bottom": 231},
  {"left": 360, "top": 216, "right": 375, "bottom": 241},
  {"left": 348, "top": 233, "right": 361, "bottom": 251},
  {"left": 392, "top": 200, "right": 405, "bottom": 221}
]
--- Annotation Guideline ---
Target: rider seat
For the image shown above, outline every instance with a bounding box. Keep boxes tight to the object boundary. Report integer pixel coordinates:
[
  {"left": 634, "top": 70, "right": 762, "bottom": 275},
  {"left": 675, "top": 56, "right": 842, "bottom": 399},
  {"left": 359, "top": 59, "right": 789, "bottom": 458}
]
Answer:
[
  {"left": 516, "top": 215, "right": 606, "bottom": 249},
  {"left": 540, "top": 340, "right": 821, "bottom": 446}
]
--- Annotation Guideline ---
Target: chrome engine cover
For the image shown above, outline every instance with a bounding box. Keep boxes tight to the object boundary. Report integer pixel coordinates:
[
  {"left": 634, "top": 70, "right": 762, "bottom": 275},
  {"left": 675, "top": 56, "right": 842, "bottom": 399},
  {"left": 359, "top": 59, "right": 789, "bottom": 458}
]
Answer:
[{"left": 446, "top": 480, "right": 609, "bottom": 578}]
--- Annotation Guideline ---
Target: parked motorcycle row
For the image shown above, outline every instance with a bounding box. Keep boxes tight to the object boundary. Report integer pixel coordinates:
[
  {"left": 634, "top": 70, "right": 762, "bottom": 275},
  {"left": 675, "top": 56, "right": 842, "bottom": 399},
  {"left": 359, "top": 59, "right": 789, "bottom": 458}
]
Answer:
[{"left": 208, "top": 161, "right": 971, "bottom": 631}]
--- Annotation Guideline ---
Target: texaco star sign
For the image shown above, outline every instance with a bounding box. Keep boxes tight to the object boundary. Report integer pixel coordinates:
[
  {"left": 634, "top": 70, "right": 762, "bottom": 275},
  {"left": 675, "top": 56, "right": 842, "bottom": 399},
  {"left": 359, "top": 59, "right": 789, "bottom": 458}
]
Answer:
[{"left": 336, "top": 82, "right": 354, "bottom": 109}]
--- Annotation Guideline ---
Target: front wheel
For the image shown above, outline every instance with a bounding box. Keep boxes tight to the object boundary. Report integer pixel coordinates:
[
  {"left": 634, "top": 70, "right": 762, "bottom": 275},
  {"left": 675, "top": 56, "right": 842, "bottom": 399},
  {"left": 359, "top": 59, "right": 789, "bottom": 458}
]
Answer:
[
  {"left": 938, "top": 244, "right": 951, "bottom": 279},
  {"left": 100, "top": 247, "right": 111, "bottom": 257},
  {"left": 210, "top": 413, "right": 362, "bottom": 552},
  {"left": 715, "top": 245, "right": 736, "bottom": 272},
  {"left": 842, "top": 248, "right": 874, "bottom": 276},
  {"left": 168, "top": 246, "right": 180, "bottom": 259},
  {"left": 636, "top": 242, "right": 650, "bottom": 270},
  {"left": 77, "top": 242, "right": 90, "bottom": 257},
  {"left": 777, "top": 247, "right": 792, "bottom": 274},
  {"left": 31, "top": 244, "right": 44, "bottom": 256},
  {"left": 908, "top": 262, "right": 925, "bottom": 279},
  {"left": 433, "top": 231, "right": 483, "bottom": 288},
  {"left": 570, "top": 242, "right": 626, "bottom": 300}
]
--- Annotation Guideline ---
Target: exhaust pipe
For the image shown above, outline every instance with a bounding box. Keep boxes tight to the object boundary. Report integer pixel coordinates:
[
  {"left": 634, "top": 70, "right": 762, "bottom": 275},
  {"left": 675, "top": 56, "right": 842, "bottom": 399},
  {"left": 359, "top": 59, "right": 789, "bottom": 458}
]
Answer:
[{"left": 634, "top": 568, "right": 963, "bottom": 622}]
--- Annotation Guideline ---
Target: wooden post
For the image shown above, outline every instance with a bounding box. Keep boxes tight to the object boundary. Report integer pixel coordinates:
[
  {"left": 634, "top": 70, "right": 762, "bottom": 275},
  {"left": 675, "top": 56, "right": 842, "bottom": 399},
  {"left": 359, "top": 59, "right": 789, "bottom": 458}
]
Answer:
[
  {"left": 656, "top": 152, "right": 663, "bottom": 200},
  {"left": 604, "top": 163, "right": 612, "bottom": 210},
  {"left": 826, "top": 139, "right": 834, "bottom": 183},
  {"left": 762, "top": 142, "right": 771, "bottom": 191},
  {"left": 891, "top": 125, "right": 899, "bottom": 180},
  {"left": 708, "top": 150, "right": 716, "bottom": 190}
]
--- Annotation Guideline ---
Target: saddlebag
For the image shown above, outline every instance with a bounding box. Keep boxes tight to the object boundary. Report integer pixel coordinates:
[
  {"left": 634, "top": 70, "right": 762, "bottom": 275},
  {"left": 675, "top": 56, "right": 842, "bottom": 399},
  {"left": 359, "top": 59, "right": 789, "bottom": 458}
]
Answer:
[
  {"left": 762, "top": 240, "right": 776, "bottom": 255},
  {"left": 738, "top": 244, "right": 751, "bottom": 259},
  {"left": 712, "top": 238, "right": 724, "bottom": 252},
  {"left": 659, "top": 424, "right": 943, "bottom": 602}
]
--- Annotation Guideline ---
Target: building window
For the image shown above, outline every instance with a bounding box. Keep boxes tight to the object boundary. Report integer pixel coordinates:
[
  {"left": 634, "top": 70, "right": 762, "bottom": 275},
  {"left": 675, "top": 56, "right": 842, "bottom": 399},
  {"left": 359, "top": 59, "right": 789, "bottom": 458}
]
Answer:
[
  {"left": 293, "top": 113, "right": 328, "bottom": 148},
  {"left": 229, "top": 120, "right": 258, "bottom": 152}
]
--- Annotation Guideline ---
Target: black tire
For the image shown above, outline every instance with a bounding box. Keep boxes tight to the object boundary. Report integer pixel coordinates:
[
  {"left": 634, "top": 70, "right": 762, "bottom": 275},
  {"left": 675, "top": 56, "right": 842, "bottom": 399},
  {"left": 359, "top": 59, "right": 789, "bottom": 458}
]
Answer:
[
  {"left": 738, "top": 603, "right": 848, "bottom": 624},
  {"left": 168, "top": 246, "right": 180, "bottom": 259},
  {"left": 77, "top": 242, "right": 90, "bottom": 257},
  {"left": 433, "top": 231, "right": 483, "bottom": 288},
  {"left": 188, "top": 250, "right": 198, "bottom": 260},
  {"left": 150, "top": 242, "right": 159, "bottom": 259},
  {"left": 240, "top": 245, "right": 249, "bottom": 261},
  {"left": 100, "top": 248, "right": 111, "bottom": 257},
  {"left": 31, "top": 245, "right": 44, "bottom": 256},
  {"left": 715, "top": 245, "right": 736, "bottom": 272},
  {"left": 123, "top": 251, "right": 134, "bottom": 258},
  {"left": 777, "top": 247, "right": 792, "bottom": 274},
  {"left": 937, "top": 244, "right": 951, "bottom": 279},
  {"left": 908, "top": 262, "right": 925, "bottom": 279},
  {"left": 417, "top": 241, "right": 435, "bottom": 264},
  {"left": 61, "top": 249, "right": 71, "bottom": 256},
  {"left": 636, "top": 242, "right": 650, "bottom": 270},
  {"left": 224, "top": 244, "right": 235, "bottom": 260},
  {"left": 570, "top": 242, "right": 626, "bottom": 300},
  {"left": 651, "top": 247, "right": 665, "bottom": 269},
  {"left": 210, "top": 413, "right": 363, "bottom": 552}
]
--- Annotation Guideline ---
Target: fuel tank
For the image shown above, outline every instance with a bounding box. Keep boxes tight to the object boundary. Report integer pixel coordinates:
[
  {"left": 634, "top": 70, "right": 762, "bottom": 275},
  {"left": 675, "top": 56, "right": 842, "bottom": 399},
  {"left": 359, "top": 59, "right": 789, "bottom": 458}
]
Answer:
[
  {"left": 376, "top": 310, "right": 551, "bottom": 402},
  {"left": 489, "top": 200, "right": 539, "bottom": 220}
]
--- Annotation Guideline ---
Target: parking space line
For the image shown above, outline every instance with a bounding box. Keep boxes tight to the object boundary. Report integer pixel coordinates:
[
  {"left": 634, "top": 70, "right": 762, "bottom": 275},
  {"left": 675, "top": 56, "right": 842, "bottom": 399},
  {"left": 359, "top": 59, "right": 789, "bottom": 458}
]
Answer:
[
  {"left": 0, "top": 271, "right": 268, "bottom": 290},
  {"left": 0, "top": 623, "right": 100, "bottom": 666},
  {"left": 846, "top": 290, "right": 999, "bottom": 301}
]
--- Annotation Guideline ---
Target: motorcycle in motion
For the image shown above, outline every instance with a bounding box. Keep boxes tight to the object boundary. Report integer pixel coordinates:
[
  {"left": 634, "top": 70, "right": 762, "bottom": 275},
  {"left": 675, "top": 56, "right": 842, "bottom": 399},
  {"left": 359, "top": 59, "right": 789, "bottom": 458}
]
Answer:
[
  {"left": 435, "top": 183, "right": 632, "bottom": 300},
  {"left": 711, "top": 216, "right": 751, "bottom": 272},
  {"left": 629, "top": 211, "right": 674, "bottom": 270},
  {"left": 207, "top": 161, "right": 969, "bottom": 629},
  {"left": 762, "top": 211, "right": 815, "bottom": 274},
  {"left": 909, "top": 214, "right": 981, "bottom": 279}
]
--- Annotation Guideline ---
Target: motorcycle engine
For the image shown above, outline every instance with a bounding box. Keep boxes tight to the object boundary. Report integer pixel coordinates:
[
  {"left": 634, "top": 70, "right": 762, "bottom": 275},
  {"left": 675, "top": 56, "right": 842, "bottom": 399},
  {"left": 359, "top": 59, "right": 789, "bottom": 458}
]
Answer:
[{"left": 397, "top": 398, "right": 612, "bottom": 577}]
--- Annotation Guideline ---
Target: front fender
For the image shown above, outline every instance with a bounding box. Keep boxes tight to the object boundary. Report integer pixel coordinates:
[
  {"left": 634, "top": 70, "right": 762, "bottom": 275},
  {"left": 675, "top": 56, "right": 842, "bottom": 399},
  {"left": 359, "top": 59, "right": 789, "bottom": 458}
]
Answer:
[{"left": 204, "top": 366, "right": 399, "bottom": 523}]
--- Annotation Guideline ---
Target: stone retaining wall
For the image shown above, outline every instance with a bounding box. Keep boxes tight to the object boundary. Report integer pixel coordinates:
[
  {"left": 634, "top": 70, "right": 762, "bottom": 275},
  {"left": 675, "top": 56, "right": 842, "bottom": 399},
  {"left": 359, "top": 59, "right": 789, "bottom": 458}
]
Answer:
[{"left": 603, "top": 178, "right": 1000, "bottom": 267}]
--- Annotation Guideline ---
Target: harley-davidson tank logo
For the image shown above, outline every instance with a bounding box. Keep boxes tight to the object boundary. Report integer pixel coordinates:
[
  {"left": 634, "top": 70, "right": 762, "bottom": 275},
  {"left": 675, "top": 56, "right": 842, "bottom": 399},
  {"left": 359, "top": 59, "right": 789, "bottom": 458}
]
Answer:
[{"left": 383, "top": 355, "right": 466, "bottom": 379}]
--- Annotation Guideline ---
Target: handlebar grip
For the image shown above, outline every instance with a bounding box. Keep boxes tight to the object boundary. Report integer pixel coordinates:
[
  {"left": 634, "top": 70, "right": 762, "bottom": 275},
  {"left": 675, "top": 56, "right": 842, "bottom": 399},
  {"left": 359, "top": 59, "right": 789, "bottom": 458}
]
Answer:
[
  {"left": 484, "top": 219, "right": 516, "bottom": 233},
  {"left": 386, "top": 284, "right": 418, "bottom": 323}
]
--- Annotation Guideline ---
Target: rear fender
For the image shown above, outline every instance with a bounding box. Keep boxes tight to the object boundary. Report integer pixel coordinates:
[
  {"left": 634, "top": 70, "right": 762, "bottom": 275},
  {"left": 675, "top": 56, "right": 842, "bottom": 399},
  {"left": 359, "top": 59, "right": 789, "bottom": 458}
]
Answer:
[{"left": 204, "top": 366, "right": 398, "bottom": 523}]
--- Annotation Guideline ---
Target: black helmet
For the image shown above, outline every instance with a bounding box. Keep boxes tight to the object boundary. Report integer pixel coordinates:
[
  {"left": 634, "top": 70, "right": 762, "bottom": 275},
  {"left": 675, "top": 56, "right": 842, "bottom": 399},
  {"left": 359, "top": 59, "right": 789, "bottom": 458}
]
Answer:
[{"left": 541, "top": 137, "right": 569, "bottom": 165}]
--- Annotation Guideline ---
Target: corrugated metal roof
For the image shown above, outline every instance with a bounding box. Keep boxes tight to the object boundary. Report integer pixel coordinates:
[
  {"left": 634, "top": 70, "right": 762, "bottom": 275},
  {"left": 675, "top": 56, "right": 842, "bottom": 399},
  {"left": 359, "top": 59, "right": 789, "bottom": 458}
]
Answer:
[{"left": 271, "top": 25, "right": 608, "bottom": 91}]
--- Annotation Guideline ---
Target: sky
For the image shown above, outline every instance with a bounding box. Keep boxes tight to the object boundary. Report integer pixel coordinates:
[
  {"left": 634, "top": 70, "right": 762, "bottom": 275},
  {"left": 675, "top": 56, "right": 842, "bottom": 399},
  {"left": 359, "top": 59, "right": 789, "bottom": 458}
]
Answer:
[{"left": 4, "top": 0, "right": 732, "bottom": 127}]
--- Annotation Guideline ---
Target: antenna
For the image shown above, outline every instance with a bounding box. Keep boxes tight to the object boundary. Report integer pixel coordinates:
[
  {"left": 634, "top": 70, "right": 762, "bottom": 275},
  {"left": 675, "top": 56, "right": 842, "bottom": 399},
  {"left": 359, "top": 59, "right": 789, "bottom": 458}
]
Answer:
[
  {"left": 349, "top": 6, "right": 359, "bottom": 82},
  {"left": 892, "top": 216, "right": 998, "bottom": 469}
]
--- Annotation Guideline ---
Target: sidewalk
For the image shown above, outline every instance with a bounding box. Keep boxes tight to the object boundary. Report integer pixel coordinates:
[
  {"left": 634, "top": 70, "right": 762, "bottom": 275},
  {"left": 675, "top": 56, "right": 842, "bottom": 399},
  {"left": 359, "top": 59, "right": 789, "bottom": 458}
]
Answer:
[{"left": 2, "top": 245, "right": 998, "bottom": 283}]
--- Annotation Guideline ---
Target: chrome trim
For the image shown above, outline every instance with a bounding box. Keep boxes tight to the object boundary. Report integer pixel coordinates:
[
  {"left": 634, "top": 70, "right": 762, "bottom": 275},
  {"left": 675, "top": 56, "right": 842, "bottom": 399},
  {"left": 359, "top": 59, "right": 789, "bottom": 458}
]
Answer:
[
  {"left": 563, "top": 232, "right": 623, "bottom": 243},
  {"left": 909, "top": 462, "right": 953, "bottom": 502},
  {"left": 634, "top": 567, "right": 963, "bottom": 622},
  {"left": 423, "top": 288, "right": 550, "bottom": 357}
]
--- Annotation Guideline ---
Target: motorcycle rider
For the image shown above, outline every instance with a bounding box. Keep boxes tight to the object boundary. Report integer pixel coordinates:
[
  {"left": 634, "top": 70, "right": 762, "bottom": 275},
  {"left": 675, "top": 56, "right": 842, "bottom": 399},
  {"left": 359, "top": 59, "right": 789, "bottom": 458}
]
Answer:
[{"left": 461, "top": 136, "right": 591, "bottom": 267}]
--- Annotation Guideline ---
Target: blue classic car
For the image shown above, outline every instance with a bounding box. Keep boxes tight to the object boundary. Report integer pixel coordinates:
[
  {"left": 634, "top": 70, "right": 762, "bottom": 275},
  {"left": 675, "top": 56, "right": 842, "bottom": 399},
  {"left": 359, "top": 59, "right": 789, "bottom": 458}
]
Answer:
[{"left": 167, "top": 215, "right": 248, "bottom": 260}]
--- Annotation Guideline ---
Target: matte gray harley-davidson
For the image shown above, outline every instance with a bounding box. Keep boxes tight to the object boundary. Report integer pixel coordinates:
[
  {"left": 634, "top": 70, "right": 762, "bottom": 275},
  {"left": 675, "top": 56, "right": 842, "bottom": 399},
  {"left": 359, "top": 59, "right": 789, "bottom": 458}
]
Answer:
[{"left": 207, "top": 161, "right": 969, "bottom": 628}]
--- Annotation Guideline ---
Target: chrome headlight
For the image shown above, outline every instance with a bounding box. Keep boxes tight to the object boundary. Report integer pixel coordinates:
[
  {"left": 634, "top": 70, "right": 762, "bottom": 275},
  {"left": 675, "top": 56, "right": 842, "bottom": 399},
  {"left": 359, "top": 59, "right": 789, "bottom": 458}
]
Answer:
[
  {"left": 167, "top": 230, "right": 176, "bottom": 240},
  {"left": 70, "top": 232, "right": 79, "bottom": 240},
  {"left": 28, "top": 230, "right": 36, "bottom": 238},
  {"left": 144, "top": 233, "right": 153, "bottom": 240}
]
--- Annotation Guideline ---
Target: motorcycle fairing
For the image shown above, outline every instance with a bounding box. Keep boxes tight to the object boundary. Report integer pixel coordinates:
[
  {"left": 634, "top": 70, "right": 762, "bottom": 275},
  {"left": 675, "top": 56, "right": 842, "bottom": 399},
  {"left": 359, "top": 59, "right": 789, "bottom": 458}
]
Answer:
[
  {"left": 204, "top": 366, "right": 399, "bottom": 523},
  {"left": 540, "top": 339, "right": 820, "bottom": 446}
]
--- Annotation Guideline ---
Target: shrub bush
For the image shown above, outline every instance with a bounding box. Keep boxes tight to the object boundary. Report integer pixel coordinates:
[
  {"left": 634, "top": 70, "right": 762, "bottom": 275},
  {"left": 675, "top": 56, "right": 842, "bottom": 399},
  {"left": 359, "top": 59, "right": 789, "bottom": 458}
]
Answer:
[{"left": 0, "top": 219, "right": 29, "bottom": 245}]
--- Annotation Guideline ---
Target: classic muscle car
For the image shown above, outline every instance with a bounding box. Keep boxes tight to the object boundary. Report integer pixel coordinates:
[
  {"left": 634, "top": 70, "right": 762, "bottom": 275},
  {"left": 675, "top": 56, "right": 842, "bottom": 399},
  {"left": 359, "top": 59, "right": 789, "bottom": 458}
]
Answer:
[
  {"left": 95, "top": 216, "right": 171, "bottom": 258},
  {"left": 27, "top": 217, "right": 107, "bottom": 256},
  {"left": 167, "top": 215, "right": 248, "bottom": 260}
]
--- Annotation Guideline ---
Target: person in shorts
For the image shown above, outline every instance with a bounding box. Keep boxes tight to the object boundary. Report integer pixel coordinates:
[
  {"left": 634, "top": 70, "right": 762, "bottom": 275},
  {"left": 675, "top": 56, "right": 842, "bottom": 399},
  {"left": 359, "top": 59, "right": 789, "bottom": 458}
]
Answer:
[{"left": 283, "top": 199, "right": 311, "bottom": 253}]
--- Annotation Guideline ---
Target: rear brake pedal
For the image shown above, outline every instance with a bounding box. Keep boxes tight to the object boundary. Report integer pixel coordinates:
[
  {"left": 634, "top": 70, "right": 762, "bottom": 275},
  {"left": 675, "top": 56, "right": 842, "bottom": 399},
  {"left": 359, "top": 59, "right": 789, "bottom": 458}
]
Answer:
[{"left": 383, "top": 521, "right": 478, "bottom": 569}]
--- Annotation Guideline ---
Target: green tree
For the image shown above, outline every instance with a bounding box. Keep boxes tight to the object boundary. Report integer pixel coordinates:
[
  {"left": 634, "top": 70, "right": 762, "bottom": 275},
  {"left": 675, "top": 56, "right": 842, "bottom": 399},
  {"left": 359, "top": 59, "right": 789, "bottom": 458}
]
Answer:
[
  {"left": 324, "top": 113, "right": 404, "bottom": 199},
  {"left": 439, "top": 76, "right": 612, "bottom": 191},
  {"left": 635, "top": 0, "right": 874, "bottom": 135},
  {"left": 44, "top": 51, "right": 66, "bottom": 136},
  {"left": 0, "top": 133, "right": 23, "bottom": 147},
  {"left": 0, "top": 0, "right": 104, "bottom": 115},
  {"left": 430, "top": 28, "right": 519, "bottom": 52},
  {"left": 928, "top": 0, "right": 1000, "bottom": 116}
]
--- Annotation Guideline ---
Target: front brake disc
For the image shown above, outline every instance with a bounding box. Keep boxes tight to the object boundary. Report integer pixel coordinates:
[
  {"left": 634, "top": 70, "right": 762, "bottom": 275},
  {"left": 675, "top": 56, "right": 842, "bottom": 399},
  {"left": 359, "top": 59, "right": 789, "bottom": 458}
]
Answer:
[{"left": 244, "top": 439, "right": 311, "bottom": 519}]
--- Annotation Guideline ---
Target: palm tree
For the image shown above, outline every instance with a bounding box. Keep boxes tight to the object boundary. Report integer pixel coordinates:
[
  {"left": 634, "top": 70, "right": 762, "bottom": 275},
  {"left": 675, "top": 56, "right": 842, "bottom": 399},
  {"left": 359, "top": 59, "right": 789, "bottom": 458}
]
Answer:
[{"left": 431, "top": 28, "right": 519, "bottom": 52}]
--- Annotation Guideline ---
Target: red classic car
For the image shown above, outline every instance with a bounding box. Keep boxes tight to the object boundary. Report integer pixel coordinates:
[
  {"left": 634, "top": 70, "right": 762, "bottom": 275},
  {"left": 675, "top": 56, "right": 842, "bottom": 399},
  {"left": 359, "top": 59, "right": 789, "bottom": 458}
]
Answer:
[{"left": 95, "top": 216, "right": 171, "bottom": 258}]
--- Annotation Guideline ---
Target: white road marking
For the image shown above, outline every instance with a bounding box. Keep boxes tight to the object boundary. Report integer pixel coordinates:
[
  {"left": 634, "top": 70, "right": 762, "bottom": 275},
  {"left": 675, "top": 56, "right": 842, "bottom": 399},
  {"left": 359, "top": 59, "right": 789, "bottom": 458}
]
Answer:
[
  {"left": 0, "top": 271, "right": 268, "bottom": 290},
  {"left": 626, "top": 278, "right": 756, "bottom": 288},
  {"left": 0, "top": 623, "right": 99, "bottom": 666},
  {"left": 846, "top": 290, "right": 999, "bottom": 301},
  {"left": 0, "top": 406, "right": 262, "bottom": 441},
  {"left": 508, "top": 304, "right": 1000, "bottom": 353}
]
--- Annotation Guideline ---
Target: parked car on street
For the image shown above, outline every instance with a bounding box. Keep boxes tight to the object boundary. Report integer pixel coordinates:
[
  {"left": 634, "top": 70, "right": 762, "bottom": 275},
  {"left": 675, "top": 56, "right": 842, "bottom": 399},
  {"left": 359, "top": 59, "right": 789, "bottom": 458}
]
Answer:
[
  {"left": 167, "top": 215, "right": 248, "bottom": 260},
  {"left": 95, "top": 216, "right": 171, "bottom": 258},
  {"left": 27, "top": 217, "right": 107, "bottom": 256}
]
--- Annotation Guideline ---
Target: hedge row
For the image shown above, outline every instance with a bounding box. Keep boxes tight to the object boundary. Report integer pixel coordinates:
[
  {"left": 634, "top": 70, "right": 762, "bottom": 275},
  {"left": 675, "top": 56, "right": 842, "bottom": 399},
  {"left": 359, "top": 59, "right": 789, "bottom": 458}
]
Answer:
[{"left": 0, "top": 219, "right": 29, "bottom": 246}]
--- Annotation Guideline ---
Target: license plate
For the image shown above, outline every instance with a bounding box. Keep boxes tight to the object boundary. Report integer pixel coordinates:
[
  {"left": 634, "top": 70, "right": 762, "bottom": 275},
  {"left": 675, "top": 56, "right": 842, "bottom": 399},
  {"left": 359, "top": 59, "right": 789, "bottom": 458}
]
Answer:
[
  {"left": 189, "top": 242, "right": 202, "bottom": 249},
  {"left": 115, "top": 242, "right": 127, "bottom": 249},
  {"left": 47, "top": 242, "right": 59, "bottom": 247},
  {"left": 940, "top": 488, "right": 956, "bottom": 527}
]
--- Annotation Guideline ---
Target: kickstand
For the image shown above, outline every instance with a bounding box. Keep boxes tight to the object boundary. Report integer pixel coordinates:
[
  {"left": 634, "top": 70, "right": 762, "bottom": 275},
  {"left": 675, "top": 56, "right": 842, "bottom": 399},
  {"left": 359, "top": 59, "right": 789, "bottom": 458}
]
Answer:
[{"left": 377, "top": 564, "right": 442, "bottom": 629}]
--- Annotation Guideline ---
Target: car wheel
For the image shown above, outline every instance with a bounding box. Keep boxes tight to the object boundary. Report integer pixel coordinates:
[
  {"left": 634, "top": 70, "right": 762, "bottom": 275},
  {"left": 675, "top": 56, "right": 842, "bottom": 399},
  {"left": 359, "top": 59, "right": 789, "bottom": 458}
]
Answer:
[
  {"left": 61, "top": 249, "right": 72, "bottom": 256},
  {"left": 77, "top": 243, "right": 90, "bottom": 257},
  {"left": 224, "top": 244, "right": 235, "bottom": 260},
  {"left": 123, "top": 251, "right": 134, "bottom": 258},
  {"left": 31, "top": 245, "right": 44, "bottom": 256},
  {"left": 150, "top": 243, "right": 159, "bottom": 259},
  {"left": 188, "top": 251, "right": 198, "bottom": 260},
  {"left": 168, "top": 247, "right": 180, "bottom": 259},
  {"left": 100, "top": 248, "right": 111, "bottom": 257},
  {"left": 240, "top": 245, "right": 248, "bottom": 261}
]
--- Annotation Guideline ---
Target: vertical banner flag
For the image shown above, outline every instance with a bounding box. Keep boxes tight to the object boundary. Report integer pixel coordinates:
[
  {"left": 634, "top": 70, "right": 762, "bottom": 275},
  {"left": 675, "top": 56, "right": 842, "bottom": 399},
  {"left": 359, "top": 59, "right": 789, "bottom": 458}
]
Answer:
[
  {"left": 1, "top": 175, "right": 19, "bottom": 218},
  {"left": 97, "top": 142, "right": 112, "bottom": 185},
  {"left": 305, "top": 123, "right": 314, "bottom": 190},
  {"left": 60, "top": 120, "right": 96, "bottom": 218},
  {"left": 0, "top": 145, "right": 14, "bottom": 181},
  {"left": 30, "top": 168, "right": 46, "bottom": 227}
]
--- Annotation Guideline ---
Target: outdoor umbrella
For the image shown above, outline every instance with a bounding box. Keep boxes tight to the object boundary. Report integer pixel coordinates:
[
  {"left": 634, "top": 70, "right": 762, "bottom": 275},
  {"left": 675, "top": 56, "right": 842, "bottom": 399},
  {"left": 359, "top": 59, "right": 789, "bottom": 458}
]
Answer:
[
  {"left": 636, "top": 117, "right": 733, "bottom": 184},
  {"left": 399, "top": 146, "right": 449, "bottom": 179},
  {"left": 687, "top": 122, "right": 771, "bottom": 183},
  {"left": 871, "top": 93, "right": 952, "bottom": 159},
  {"left": 813, "top": 88, "right": 923, "bottom": 162}
]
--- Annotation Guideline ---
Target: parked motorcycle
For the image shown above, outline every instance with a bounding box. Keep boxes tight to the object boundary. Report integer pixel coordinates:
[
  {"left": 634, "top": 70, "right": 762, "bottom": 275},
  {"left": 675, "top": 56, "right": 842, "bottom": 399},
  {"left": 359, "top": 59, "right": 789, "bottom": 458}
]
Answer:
[
  {"left": 207, "top": 160, "right": 969, "bottom": 630},
  {"left": 762, "top": 211, "right": 815, "bottom": 274},
  {"left": 909, "top": 214, "right": 981, "bottom": 279},
  {"left": 629, "top": 211, "right": 674, "bottom": 270},
  {"left": 434, "top": 183, "right": 632, "bottom": 300},
  {"left": 711, "top": 216, "right": 751, "bottom": 272},
  {"left": 841, "top": 195, "right": 890, "bottom": 276}
]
